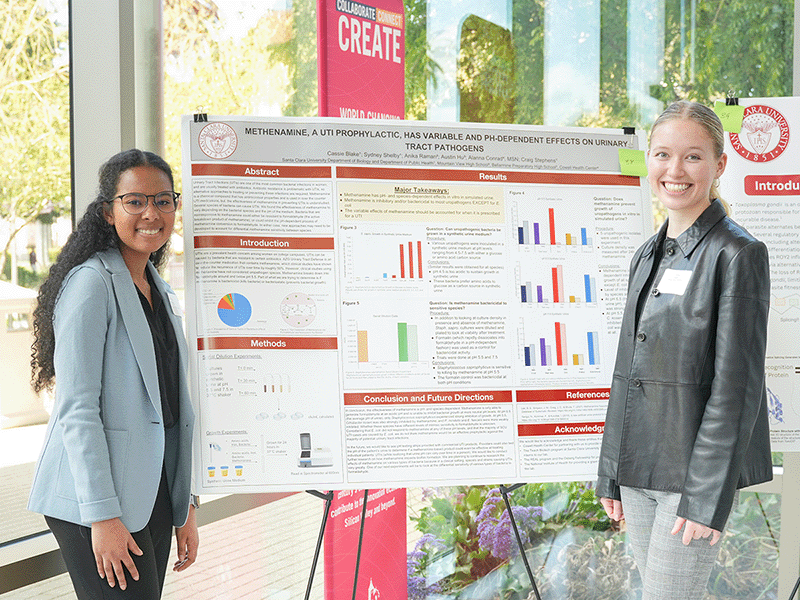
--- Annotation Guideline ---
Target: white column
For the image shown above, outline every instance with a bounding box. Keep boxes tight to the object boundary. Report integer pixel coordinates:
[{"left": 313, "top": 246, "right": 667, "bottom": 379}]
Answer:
[
  {"left": 70, "top": 0, "right": 163, "bottom": 221},
  {"left": 134, "top": 0, "right": 165, "bottom": 155}
]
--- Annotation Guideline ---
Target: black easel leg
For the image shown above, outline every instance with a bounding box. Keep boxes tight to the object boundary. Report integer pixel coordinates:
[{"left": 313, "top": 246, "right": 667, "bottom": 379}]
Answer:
[
  {"left": 499, "top": 484, "right": 542, "bottom": 600},
  {"left": 351, "top": 489, "right": 369, "bottom": 600},
  {"left": 788, "top": 574, "right": 800, "bottom": 600},
  {"left": 305, "top": 490, "right": 334, "bottom": 600}
]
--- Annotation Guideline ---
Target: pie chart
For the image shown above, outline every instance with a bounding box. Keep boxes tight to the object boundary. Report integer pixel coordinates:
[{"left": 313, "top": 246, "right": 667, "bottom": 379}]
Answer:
[{"left": 217, "top": 293, "right": 252, "bottom": 327}]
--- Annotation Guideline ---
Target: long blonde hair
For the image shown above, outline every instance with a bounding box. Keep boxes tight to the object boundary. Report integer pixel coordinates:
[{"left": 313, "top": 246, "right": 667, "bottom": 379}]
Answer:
[{"left": 650, "top": 100, "right": 730, "bottom": 214}]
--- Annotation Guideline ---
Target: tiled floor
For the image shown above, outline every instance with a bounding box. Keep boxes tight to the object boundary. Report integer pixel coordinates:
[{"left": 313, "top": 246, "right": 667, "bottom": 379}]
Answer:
[
  {"left": 0, "top": 462, "right": 42, "bottom": 545},
  {"left": 1, "top": 424, "right": 421, "bottom": 599},
  {"left": 2, "top": 490, "right": 327, "bottom": 599}
]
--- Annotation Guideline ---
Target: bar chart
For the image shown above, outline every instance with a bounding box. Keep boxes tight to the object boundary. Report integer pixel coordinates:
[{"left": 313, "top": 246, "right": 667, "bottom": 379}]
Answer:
[
  {"left": 344, "top": 316, "right": 428, "bottom": 367},
  {"left": 519, "top": 266, "right": 598, "bottom": 305},
  {"left": 521, "top": 322, "right": 601, "bottom": 368},
  {"left": 516, "top": 207, "right": 594, "bottom": 250},
  {"left": 355, "top": 321, "right": 421, "bottom": 363},
  {"left": 341, "top": 227, "right": 427, "bottom": 283}
]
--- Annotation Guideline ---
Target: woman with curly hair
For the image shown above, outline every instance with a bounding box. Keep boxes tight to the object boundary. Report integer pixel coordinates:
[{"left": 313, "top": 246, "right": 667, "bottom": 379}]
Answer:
[{"left": 28, "top": 149, "right": 199, "bottom": 599}]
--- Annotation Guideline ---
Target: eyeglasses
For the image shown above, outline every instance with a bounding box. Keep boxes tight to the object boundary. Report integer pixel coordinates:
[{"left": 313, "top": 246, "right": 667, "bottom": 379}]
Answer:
[{"left": 111, "top": 192, "right": 181, "bottom": 214}]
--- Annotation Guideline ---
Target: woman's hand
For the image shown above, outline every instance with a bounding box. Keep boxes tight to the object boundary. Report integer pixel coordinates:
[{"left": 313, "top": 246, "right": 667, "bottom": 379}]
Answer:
[
  {"left": 91, "top": 517, "right": 143, "bottom": 590},
  {"left": 173, "top": 504, "right": 199, "bottom": 571},
  {"left": 599, "top": 497, "right": 624, "bottom": 521},
  {"left": 671, "top": 517, "right": 721, "bottom": 546}
]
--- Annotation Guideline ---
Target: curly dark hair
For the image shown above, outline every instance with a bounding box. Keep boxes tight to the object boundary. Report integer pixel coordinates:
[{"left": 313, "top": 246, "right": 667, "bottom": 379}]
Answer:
[{"left": 31, "top": 149, "right": 175, "bottom": 393}]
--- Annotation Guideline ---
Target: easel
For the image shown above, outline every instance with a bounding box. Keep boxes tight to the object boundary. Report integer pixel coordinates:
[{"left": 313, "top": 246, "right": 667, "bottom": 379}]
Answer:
[
  {"left": 304, "top": 489, "right": 370, "bottom": 600},
  {"left": 500, "top": 484, "right": 543, "bottom": 600},
  {"left": 304, "top": 486, "right": 542, "bottom": 600}
]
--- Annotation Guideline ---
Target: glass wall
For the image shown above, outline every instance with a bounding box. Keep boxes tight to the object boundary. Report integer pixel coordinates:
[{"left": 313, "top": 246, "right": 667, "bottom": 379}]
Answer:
[
  {"left": 0, "top": 0, "right": 70, "bottom": 547},
  {"left": 0, "top": 0, "right": 70, "bottom": 288},
  {"left": 159, "top": 2, "right": 792, "bottom": 599},
  {"left": 406, "top": 486, "right": 780, "bottom": 599}
]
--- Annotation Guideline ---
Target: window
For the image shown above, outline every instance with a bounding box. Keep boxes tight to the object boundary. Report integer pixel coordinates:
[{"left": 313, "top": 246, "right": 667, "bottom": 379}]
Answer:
[{"left": 5, "top": 313, "right": 31, "bottom": 332}]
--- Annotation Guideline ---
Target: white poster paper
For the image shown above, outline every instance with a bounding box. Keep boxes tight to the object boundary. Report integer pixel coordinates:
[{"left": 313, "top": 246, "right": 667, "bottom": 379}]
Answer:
[
  {"left": 181, "top": 116, "right": 651, "bottom": 493},
  {"left": 720, "top": 96, "right": 800, "bottom": 451}
]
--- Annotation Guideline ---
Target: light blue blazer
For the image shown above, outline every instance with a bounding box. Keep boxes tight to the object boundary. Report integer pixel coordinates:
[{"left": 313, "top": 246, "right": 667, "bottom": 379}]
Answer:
[{"left": 28, "top": 248, "right": 195, "bottom": 532}]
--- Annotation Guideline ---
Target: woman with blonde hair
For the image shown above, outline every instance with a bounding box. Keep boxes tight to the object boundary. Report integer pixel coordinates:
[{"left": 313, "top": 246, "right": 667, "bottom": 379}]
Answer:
[{"left": 597, "top": 100, "right": 772, "bottom": 599}]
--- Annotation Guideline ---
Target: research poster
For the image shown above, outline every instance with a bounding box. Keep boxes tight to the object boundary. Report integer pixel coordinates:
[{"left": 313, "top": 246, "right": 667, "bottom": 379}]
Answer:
[
  {"left": 181, "top": 116, "right": 651, "bottom": 494},
  {"left": 720, "top": 96, "right": 800, "bottom": 451}
]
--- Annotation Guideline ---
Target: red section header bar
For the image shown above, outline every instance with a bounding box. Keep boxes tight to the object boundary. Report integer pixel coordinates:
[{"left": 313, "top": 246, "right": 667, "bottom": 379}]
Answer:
[
  {"left": 336, "top": 166, "right": 638, "bottom": 186},
  {"left": 192, "top": 164, "right": 331, "bottom": 178},
  {"left": 518, "top": 422, "right": 605, "bottom": 436},
  {"left": 344, "top": 390, "right": 512, "bottom": 406},
  {"left": 744, "top": 174, "right": 800, "bottom": 196},
  {"left": 517, "top": 388, "right": 610, "bottom": 402},
  {"left": 198, "top": 337, "right": 338, "bottom": 350},
  {"left": 194, "top": 236, "right": 335, "bottom": 250}
]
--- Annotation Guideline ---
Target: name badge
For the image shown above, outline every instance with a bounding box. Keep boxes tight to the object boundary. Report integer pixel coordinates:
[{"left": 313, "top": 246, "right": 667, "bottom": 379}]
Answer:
[
  {"left": 656, "top": 269, "right": 693, "bottom": 296},
  {"left": 167, "top": 292, "right": 184, "bottom": 317}
]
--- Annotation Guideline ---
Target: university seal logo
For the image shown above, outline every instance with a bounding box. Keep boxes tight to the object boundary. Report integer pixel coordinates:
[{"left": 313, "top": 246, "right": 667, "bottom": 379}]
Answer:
[
  {"left": 198, "top": 122, "right": 238, "bottom": 159},
  {"left": 729, "top": 105, "right": 789, "bottom": 162}
]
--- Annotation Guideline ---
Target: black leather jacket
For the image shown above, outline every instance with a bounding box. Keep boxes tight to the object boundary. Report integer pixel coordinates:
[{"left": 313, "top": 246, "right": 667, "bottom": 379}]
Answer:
[{"left": 597, "top": 200, "right": 772, "bottom": 530}]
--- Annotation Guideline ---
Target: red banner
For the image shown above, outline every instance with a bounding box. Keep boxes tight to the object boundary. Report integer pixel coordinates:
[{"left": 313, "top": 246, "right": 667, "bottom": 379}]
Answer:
[
  {"left": 324, "top": 488, "right": 407, "bottom": 600},
  {"left": 317, "top": 0, "right": 405, "bottom": 119}
]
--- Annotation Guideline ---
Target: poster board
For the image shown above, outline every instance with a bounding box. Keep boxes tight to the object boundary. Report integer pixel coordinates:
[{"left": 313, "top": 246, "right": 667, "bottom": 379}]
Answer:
[
  {"left": 181, "top": 116, "right": 651, "bottom": 494},
  {"left": 719, "top": 96, "right": 800, "bottom": 451}
]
